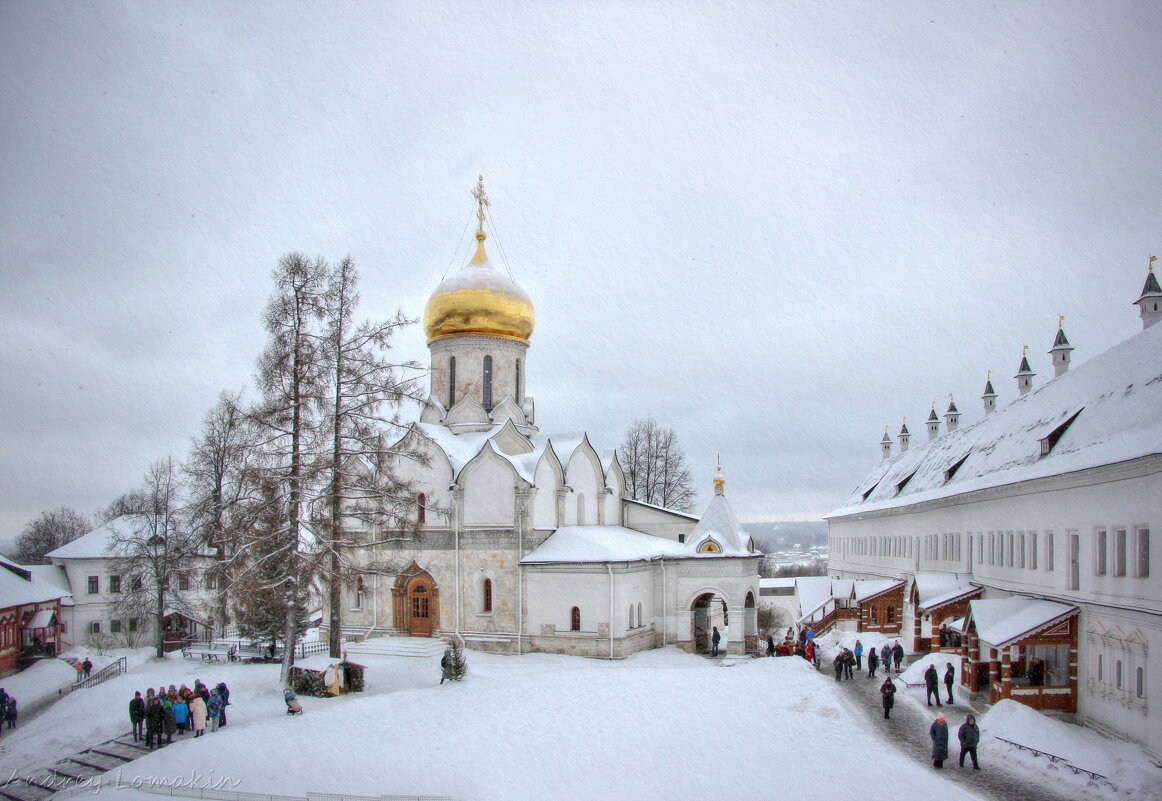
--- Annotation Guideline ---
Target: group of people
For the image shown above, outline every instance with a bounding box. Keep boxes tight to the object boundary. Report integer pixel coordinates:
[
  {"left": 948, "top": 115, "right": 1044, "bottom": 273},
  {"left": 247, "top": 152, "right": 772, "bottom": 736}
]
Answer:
[
  {"left": 0, "top": 688, "right": 17, "bottom": 734},
  {"left": 924, "top": 663, "right": 957, "bottom": 706},
  {"left": 937, "top": 623, "right": 963, "bottom": 649},
  {"left": 128, "top": 680, "right": 231, "bottom": 749},
  {"left": 826, "top": 639, "right": 906, "bottom": 681},
  {"left": 74, "top": 657, "right": 93, "bottom": 682},
  {"left": 929, "top": 712, "right": 981, "bottom": 769}
]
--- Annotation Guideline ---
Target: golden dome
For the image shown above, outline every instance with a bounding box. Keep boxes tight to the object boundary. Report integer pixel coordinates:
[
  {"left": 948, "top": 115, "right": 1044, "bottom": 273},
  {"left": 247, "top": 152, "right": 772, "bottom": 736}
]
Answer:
[{"left": 423, "top": 231, "right": 535, "bottom": 344}]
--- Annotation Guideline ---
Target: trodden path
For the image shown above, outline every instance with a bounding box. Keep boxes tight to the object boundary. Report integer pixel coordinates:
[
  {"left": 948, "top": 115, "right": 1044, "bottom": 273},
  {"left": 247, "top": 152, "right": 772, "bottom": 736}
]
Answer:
[{"left": 816, "top": 657, "right": 1098, "bottom": 801}]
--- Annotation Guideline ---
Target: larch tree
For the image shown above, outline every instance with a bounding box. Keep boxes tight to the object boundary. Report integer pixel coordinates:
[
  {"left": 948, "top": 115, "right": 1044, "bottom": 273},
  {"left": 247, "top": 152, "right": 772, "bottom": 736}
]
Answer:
[
  {"left": 317, "top": 256, "right": 423, "bottom": 658},
  {"left": 618, "top": 417, "right": 696, "bottom": 512},
  {"left": 12, "top": 506, "right": 91, "bottom": 564}
]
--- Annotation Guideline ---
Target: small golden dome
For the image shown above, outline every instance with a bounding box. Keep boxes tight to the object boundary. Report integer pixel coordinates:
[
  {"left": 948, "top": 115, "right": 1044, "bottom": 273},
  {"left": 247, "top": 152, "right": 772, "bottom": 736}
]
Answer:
[{"left": 423, "top": 233, "right": 535, "bottom": 344}]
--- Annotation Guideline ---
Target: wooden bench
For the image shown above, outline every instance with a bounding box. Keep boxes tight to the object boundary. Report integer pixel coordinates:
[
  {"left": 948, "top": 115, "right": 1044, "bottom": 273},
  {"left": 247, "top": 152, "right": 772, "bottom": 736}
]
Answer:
[{"left": 182, "top": 648, "right": 231, "bottom": 662}]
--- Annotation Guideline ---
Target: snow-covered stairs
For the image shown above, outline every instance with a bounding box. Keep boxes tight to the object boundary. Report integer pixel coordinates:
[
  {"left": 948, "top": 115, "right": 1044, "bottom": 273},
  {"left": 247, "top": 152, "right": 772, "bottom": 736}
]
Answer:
[{"left": 343, "top": 635, "right": 446, "bottom": 658}]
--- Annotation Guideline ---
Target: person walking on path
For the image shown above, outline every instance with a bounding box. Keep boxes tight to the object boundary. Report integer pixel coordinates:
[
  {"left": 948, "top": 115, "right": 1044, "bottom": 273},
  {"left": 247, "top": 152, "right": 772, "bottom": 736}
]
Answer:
[
  {"left": 833, "top": 652, "right": 845, "bottom": 681},
  {"left": 944, "top": 663, "right": 956, "bottom": 705},
  {"left": 75, "top": 662, "right": 83, "bottom": 683},
  {"left": 880, "top": 676, "right": 896, "bottom": 719},
  {"left": 881, "top": 644, "right": 892, "bottom": 673},
  {"left": 925, "top": 664, "right": 943, "bottom": 706},
  {"left": 854, "top": 640, "right": 864, "bottom": 671},
  {"left": 711, "top": 626, "right": 722, "bottom": 657},
  {"left": 843, "top": 649, "right": 854, "bottom": 680},
  {"left": 958, "top": 714, "right": 981, "bottom": 769},
  {"left": 129, "top": 691, "right": 145, "bottom": 742},
  {"left": 82, "top": 658, "right": 92, "bottom": 679},
  {"left": 930, "top": 712, "right": 949, "bottom": 768},
  {"left": 868, "top": 644, "right": 879, "bottom": 678},
  {"left": 893, "top": 642, "right": 904, "bottom": 672}
]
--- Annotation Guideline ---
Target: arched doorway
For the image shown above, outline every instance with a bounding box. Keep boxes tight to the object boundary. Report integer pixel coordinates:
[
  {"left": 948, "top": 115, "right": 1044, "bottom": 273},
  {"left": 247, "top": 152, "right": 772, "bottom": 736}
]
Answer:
[
  {"left": 391, "top": 563, "right": 440, "bottom": 637},
  {"left": 691, "top": 592, "right": 729, "bottom": 654}
]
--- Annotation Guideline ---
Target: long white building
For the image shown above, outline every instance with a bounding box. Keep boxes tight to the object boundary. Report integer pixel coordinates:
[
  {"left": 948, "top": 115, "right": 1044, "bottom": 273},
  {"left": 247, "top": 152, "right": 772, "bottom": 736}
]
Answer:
[{"left": 826, "top": 265, "right": 1162, "bottom": 756}]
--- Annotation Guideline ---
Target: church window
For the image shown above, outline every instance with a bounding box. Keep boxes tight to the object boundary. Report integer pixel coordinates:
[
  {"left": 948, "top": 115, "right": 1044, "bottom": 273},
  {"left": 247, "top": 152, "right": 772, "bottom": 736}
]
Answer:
[
  {"left": 1114, "top": 528, "right": 1127, "bottom": 576},
  {"left": 1096, "top": 528, "right": 1108, "bottom": 575},
  {"left": 109, "top": 575, "right": 121, "bottom": 593},
  {"left": 353, "top": 576, "right": 365, "bottom": 610},
  {"left": 1137, "top": 666, "right": 1145, "bottom": 698},
  {"left": 1097, "top": 654, "right": 1103, "bottom": 681},
  {"left": 483, "top": 356, "right": 493, "bottom": 410},
  {"left": 90, "top": 621, "right": 101, "bottom": 634},
  {"left": 629, "top": 605, "right": 635, "bottom": 629},
  {"left": 417, "top": 492, "right": 426, "bottom": 525},
  {"left": 1018, "top": 532, "right": 1026, "bottom": 568},
  {"left": 448, "top": 357, "right": 456, "bottom": 409},
  {"left": 570, "top": 606, "right": 581, "bottom": 631},
  {"left": 483, "top": 579, "right": 492, "bottom": 613},
  {"left": 1137, "top": 527, "right": 1150, "bottom": 577},
  {"left": 515, "top": 359, "right": 521, "bottom": 402},
  {"left": 698, "top": 539, "right": 722, "bottom": 553},
  {"left": 637, "top": 602, "right": 642, "bottom": 628},
  {"left": 1030, "top": 531, "right": 1038, "bottom": 570},
  {"left": 110, "top": 619, "right": 121, "bottom": 634},
  {"left": 1116, "top": 659, "right": 1123, "bottom": 690}
]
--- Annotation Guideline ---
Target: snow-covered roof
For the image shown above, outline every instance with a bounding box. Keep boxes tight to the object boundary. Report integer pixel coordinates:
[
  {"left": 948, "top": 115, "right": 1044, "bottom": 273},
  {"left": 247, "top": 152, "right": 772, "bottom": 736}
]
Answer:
[
  {"left": 828, "top": 322, "right": 1162, "bottom": 518},
  {"left": 759, "top": 577, "right": 797, "bottom": 590},
  {"left": 912, "top": 573, "right": 978, "bottom": 610},
  {"left": 0, "top": 557, "right": 70, "bottom": 609},
  {"left": 794, "top": 576, "right": 836, "bottom": 618},
  {"left": 831, "top": 579, "right": 854, "bottom": 599},
  {"left": 622, "top": 497, "right": 699, "bottom": 521},
  {"left": 688, "top": 492, "right": 752, "bottom": 555},
  {"left": 521, "top": 525, "right": 690, "bottom": 564},
  {"left": 44, "top": 517, "right": 134, "bottom": 559},
  {"left": 853, "top": 579, "right": 902, "bottom": 602},
  {"left": 968, "top": 597, "right": 1078, "bottom": 648}
]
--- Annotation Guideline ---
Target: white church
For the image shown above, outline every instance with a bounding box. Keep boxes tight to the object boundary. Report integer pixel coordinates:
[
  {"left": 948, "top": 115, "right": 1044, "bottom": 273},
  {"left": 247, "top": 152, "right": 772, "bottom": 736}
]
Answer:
[{"left": 327, "top": 180, "right": 761, "bottom": 658}]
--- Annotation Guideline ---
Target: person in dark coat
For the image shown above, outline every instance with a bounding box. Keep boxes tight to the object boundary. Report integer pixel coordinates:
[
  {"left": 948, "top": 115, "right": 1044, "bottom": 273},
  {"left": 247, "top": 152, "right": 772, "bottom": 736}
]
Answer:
[
  {"left": 880, "top": 643, "right": 892, "bottom": 673},
  {"left": 711, "top": 626, "right": 722, "bottom": 657},
  {"left": 833, "top": 652, "right": 844, "bottom": 681},
  {"left": 930, "top": 713, "right": 949, "bottom": 768},
  {"left": 129, "top": 691, "right": 145, "bottom": 742},
  {"left": 842, "top": 649, "right": 854, "bottom": 680},
  {"left": 162, "top": 700, "right": 176, "bottom": 744},
  {"left": 766, "top": 635, "right": 776, "bottom": 656},
  {"left": 82, "top": 658, "right": 92, "bottom": 679},
  {"left": 924, "top": 664, "right": 943, "bottom": 706},
  {"left": 880, "top": 677, "right": 896, "bottom": 719},
  {"left": 958, "top": 714, "right": 981, "bottom": 769},
  {"left": 944, "top": 663, "right": 956, "bottom": 705},
  {"left": 867, "top": 644, "right": 879, "bottom": 678},
  {"left": 216, "top": 682, "right": 230, "bottom": 726},
  {"left": 4, "top": 697, "right": 15, "bottom": 729},
  {"left": 893, "top": 642, "right": 904, "bottom": 672},
  {"left": 145, "top": 697, "right": 165, "bottom": 748}
]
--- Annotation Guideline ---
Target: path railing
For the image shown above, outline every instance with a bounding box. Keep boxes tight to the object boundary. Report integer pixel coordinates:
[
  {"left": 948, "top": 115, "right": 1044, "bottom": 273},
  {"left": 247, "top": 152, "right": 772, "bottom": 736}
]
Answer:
[{"left": 993, "top": 736, "right": 1116, "bottom": 790}]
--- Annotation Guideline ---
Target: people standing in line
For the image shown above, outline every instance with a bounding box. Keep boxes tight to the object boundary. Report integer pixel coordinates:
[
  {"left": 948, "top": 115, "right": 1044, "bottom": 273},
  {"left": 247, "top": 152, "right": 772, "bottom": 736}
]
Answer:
[
  {"left": 145, "top": 697, "right": 164, "bottom": 749},
  {"left": 162, "top": 698, "right": 176, "bottom": 745},
  {"left": 711, "top": 626, "right": 722, "bottom": 657},
  {"left": 881, "top": 644, "right": 892, "bottom": 673},
  {"left": 925, "top": 664, "right": 943, "bottom": 706},
  {"left": 930, "top": 713, "right": 949, "bottom": 768},
  {"left": 207, "top": 688, "right": 223, "bottom": 733},
  {"left": 958, "top": 714, "right": 981, "bottom": 769},
  {"left": 893, "top": 642, "right": 904, "bottom": 673},
  {"left": 853, "top": 640, "right": 863, "bottom": 671},
  {"left": 880, "top": 677, "right": 896, "bottom": 719},
  {"left": 189, "top": 692, "right": 208, "bottom": 737},
  {"left": 944, "top": 663, "right": 956, "bottom": 705},
  {"left": 172, "top": 692, "right": 189, "bottom": 734},
  {"left": 82, "top": 658, "right": 92, "bottom": 679},
  {"left": 867, "top": 644, "right": 879, "bottom": 678},
  {"left": 129, "top": 691, "right": 145, "bottom": 742}
]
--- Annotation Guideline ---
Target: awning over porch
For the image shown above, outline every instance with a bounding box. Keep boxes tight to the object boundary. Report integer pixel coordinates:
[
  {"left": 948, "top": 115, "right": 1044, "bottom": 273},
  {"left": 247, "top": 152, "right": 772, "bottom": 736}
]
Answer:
[
  {"left": 24, "top": 609, "right": 56, "bottom": 629},
  {"left": 967, "top": 597, "right": 1078, "bottom": 648},
  {"left": 912, "top": 572, "right": 979, "bottom": 611},
  {"left": 854, "top": 579, "right": 903, "bottom": 602}
]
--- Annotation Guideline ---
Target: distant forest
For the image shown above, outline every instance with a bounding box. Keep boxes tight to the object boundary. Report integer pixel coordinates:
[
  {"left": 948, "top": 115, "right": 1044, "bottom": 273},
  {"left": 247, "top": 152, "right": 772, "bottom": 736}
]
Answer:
[{"left": 745, "top": 520, "right": 828, "bottom": 552}]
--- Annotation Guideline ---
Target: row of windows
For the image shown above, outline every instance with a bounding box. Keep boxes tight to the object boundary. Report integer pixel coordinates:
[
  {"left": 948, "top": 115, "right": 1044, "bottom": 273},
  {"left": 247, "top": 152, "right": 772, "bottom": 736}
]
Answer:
[
  {"left": 447, "top": 356, "right": 522, "bottom": 412},
  {"left": 89, "top": 618, "right": 140, "bottom": 634},
  {"left": 1094, "top": 527, "right": 1150, "bottom": 578},
  {"left": 87, "top": 573, "right": 216, "bottom": 594}
]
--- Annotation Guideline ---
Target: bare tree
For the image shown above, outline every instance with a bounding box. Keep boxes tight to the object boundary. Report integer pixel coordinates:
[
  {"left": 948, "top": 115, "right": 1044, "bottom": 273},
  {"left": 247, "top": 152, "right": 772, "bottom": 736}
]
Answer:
[
  {"left": 107, "top": 457, "right": 206, "bottom": 658},
  {"left": 317, "top": 256, "right": 424, "bottom": 657},
  {"left": 13, "top": 506, "right": 91, "bottom": 564},
  {"left": 618, "top": 417, "right": 696, "bottom": 512},
  {"left": 185, "top": 390, "right": 261, "bottom": 637}
]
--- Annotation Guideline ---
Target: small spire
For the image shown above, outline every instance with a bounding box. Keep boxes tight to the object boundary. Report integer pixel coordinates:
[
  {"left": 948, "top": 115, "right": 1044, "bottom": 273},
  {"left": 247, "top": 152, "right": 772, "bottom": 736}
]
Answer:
[
  {"left": 1058, "top": 314, "right": 1065, "bottom": 329},
  {"left": 470, "top": 175, "right": 490, "bottom": 263},
  {"left": 712, "top": 456, "right": 726, "bottom": 496}
]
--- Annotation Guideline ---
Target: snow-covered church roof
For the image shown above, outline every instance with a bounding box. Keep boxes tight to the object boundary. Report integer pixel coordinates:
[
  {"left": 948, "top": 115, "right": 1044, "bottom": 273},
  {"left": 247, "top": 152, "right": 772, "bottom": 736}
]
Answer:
[
  {"left": 521, "top": 525, "right": 690, "bottom": 564},
  {"left": 829, "top": 321, "right": 1162, "bottom": 518}
]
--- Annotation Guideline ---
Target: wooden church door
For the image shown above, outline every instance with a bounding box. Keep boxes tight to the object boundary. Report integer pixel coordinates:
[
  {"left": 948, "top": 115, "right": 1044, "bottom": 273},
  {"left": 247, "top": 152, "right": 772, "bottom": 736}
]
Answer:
[{"left": 408, "top": 577, "right": 435, "bottom": 636}]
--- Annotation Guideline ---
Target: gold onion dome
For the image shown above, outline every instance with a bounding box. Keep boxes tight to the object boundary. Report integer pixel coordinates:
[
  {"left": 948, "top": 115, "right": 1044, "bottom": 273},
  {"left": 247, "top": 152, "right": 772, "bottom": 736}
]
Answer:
[{"left": 423, "top": 179, "right": 535, "bottom": 344}]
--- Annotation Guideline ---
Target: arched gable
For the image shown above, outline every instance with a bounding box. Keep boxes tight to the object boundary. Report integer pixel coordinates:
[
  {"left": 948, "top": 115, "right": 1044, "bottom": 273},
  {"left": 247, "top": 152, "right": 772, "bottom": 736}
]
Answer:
[
  {"left": 533, "top": 446, "right": 565, "bottom": 530},
  {"left": 381, "top": 425, "right": 455, "bottom": 526},
  {"left": 602, "top": 455, "right": 625, "bottom": 526},
  {"left": 490, "top": 418, "right": 534, "bottom": 456},
  {"left": 489, "top": 396, "right": 527, "bottom": 431},
  {"left": 420, "top": 394, "right": 445, "bottom": 425},
  {"left": 564, "top": 435, "right": 603, "bottom": 526},
  {"left": 445, "top": 394, "right": 490, "bottom": 429},
  {"left": 460, "top": 443, "right": 527, "bottom": 528}
]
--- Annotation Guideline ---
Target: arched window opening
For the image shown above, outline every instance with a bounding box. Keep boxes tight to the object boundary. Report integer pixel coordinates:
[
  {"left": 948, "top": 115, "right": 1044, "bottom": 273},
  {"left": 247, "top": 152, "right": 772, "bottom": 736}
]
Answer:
[
  {"left": 629, "top": 604, "right": 635, "bottom": 629},
  {"left": 570, "top": 606, "right": 581, "bottom": 631},
  {"left": 483, "top": 355, "right": 493, "bottom": 410},
  {"left": 483, "top": 578, "right": 492, "bottom": 613},
  {"left": 1137, "top": 666, "right": 1145, "bottom": 698},
  {"left": 354, "top": 576, "right": 366, "bottom": 610},
  {"left": 515, "top": 359, "right": 521, "bottom": 402},
  {"left": 1116, "top": 659, "right": 1123, "bottom": 690},
  {"left": 448, "top": 357, "right": 456, "bottom": 409},
  {"left": 637, "top": 602, "right": 643, "bottom": 628},
  {"left": 697, "top": 539, "right": 721, "bottom": 553},
  {"left": 1098, "top": 654, "right": 1103, "bottom": 681},
  {"left": 417, "top": 492, "right": 426, "bottom": 525}
]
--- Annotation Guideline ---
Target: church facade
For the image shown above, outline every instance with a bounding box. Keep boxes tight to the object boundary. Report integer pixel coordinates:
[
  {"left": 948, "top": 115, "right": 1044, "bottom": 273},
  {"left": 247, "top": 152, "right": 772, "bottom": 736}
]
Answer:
[{"left": 326, "top": 181, "right": 761, "bottom": 658}]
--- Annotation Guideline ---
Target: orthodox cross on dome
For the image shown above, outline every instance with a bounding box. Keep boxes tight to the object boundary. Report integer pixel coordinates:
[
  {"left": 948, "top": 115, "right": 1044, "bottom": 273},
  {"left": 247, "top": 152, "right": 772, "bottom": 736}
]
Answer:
[
  {"left": 1151, "top": 254, "right": 1157, "bottom": 272},
  {"left": 713, "top": 455, "right": 725, "bottom": 495},
  {"left": 1059, "top": 314, "right": 1066, "bottom": 329},
  {"left": 472, "top": 175, "right": 490, "bottom": 241}
]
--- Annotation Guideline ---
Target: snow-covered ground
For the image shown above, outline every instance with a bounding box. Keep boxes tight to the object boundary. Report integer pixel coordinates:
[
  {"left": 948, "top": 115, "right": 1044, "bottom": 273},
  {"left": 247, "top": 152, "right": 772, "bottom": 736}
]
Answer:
[{"left": 1, "top": 643, "right": 1158, "bottom": 801}]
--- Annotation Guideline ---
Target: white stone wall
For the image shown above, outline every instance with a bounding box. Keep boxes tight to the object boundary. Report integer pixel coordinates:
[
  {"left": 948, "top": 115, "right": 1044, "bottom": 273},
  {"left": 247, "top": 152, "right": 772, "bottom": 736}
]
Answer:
[{"left": 429, "top": 336, "right": 528, "bottom": 411}]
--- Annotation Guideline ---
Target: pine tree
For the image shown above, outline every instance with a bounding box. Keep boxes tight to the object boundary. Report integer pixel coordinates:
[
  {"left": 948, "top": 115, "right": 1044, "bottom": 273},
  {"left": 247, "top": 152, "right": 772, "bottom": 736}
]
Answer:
[{"left": 445, "top": 636, "right": 467, "bottom": 681}]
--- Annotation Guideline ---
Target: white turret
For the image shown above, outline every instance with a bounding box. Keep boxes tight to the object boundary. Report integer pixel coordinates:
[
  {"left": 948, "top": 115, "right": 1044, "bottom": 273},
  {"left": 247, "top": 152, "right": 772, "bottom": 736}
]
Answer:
[
  {"left": 944, "top": 395, "right": 960, "bottom": 432},
  {"left": 1135, "top": 256, "right": 1161, "bottom": 330},
  {"left": 1049, "top": 317, "right": 1074, "bottom": 378},
  {"left": 1015, "top": 347, "right": 1035, "bottom": 397},
  {"left": 898, "top": 420, "right": 910, "bottom": 453},
  {"left": 926, "top": 405, "right": 940, "bottom": 441},
  {"left": 982, "top": 373, "right": 998, "bottom": 415},
  {"left": 881, "top": 429, "right": 892, "bottom": 460}
]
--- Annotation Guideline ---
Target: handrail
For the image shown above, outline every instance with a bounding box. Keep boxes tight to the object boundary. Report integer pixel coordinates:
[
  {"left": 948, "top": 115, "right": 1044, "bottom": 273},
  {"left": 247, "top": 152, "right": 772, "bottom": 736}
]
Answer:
[
  {"left": 78, "top": 656, "right": 128, "bottom": 689},
  {"left": 993, "top": 736, "right": 1116, "bottom": 789}
]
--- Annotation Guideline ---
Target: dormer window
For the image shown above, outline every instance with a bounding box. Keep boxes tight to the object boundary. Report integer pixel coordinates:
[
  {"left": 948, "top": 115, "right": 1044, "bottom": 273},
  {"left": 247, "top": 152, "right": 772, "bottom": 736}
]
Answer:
[
  {"left": 861, "top": 481, "right": 880, "bottom": 501},
  {"left": 895, "top": 471, "right": 917, "bottom": 495},
  {"left": 697, "top": 539, "right": 722, "bottom": 553},
  {"left": 1040, "top": 408, "right": 1083, "bottom": 457},
  {"left": 944, "top": 454, "right": 969, "bottom": 483}
]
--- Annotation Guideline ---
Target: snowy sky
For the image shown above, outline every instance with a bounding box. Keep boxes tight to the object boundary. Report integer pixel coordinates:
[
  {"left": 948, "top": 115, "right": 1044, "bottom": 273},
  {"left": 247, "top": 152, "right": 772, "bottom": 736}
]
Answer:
[{"left": 2, "top": 1, "right": 1161, "bottom": 542}]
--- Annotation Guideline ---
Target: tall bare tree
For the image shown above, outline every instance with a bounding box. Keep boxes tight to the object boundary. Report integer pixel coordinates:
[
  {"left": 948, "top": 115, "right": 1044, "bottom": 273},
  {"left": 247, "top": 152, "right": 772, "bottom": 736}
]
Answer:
[
  {"left": 12, "top": 506, "right": 91, "bottom": 564},
  {"left": 317, "top": 256, "right": 423, "bottom": 657},
  {"left": 107, "top": 457, "right": 205, "bottom": 658},
  {"left": 619, "top": 417, "right": 696, "bottom": 512},
  {"left": 185, "top": 390, "right": 261, "bottom": 637}
]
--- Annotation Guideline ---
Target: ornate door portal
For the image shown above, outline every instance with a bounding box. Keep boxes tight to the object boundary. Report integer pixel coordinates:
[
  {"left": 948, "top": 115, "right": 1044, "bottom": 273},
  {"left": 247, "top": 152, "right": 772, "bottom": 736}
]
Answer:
[{"left": 392, "top": 563, "right": 440, "bottom": 637}]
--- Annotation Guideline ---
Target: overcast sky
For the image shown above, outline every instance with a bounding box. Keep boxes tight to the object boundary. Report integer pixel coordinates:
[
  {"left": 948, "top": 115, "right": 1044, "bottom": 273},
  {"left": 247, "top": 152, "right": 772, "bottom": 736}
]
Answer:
[{"left": 2, "top": 1, "right": 1160, "bottom": 544}]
